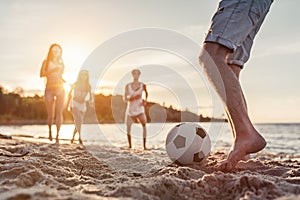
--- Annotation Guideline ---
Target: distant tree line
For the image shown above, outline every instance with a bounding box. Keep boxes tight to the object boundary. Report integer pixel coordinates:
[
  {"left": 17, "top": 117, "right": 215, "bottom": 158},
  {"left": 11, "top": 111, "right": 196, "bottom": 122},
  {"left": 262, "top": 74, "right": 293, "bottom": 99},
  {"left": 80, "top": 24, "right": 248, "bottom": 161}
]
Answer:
[
  {"left": 0, "top": 86, "right": 47, "bottom": 123},
  {"left": 0, "top": 86, "right": 226, "bottom": 125}
]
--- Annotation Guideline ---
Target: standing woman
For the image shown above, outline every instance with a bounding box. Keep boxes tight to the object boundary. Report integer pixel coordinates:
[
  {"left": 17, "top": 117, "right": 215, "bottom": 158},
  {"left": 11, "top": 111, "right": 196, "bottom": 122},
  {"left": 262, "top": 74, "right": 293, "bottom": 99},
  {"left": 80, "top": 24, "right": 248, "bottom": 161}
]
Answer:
[
  {"left": 124, "top": 69, "right": 148, "bottom": 150},
  {"left": 40, "top": 43, "right": 65, "bottom": 143},
  {"left": 67, "top": 70, "right": 93, "bottom": 144}
]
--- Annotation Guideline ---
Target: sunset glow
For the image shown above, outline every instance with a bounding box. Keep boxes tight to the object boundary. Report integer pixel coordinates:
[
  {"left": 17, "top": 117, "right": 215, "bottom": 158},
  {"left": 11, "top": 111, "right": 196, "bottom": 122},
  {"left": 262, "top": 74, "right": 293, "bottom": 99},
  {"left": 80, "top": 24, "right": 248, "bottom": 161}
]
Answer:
[{"left": 0, "top": 1, "right": 299, "bottom": 123}]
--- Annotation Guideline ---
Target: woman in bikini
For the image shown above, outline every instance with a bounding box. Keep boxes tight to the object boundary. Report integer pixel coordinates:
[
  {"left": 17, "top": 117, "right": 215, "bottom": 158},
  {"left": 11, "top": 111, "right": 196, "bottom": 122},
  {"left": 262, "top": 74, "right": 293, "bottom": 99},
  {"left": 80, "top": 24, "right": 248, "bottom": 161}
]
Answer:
[
  {"left": 67, "top": 70, "right": 93, "bottom": 144},
  {"left": 40, "top": 43, "right": 65, "bottom": 143}
]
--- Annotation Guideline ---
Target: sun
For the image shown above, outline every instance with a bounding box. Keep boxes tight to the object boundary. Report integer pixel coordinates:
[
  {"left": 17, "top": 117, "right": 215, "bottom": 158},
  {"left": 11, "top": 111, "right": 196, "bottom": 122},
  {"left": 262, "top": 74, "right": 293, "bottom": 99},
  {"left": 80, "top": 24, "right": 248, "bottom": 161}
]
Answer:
[{"left": 61, "top": 43, "right": 91, "bottom": 85}]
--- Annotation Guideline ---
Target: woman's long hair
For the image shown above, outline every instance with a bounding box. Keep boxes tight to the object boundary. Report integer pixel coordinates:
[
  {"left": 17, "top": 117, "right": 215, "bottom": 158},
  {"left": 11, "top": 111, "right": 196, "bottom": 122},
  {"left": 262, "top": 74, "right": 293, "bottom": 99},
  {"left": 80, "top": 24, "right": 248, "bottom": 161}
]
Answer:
[
  {"left": 75, "top": 70, "right": 91, "bottom": 92},
  {"left": 45, "top": 43, "right": 63, "bottom": 71}
]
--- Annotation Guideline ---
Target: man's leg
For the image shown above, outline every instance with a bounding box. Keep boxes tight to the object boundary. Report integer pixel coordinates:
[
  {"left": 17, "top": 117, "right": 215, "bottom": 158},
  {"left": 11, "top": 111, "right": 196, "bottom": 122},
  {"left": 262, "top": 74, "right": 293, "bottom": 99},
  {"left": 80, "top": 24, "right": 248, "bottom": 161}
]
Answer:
[
  {"left": 226, "top": 63, "right": 247, "bottom": 138},
  {"left": 228, "top": 63, "right": 251, "bottom": 161},
  {"left": 199, "top": 42, "right": 266, "bottom": 171},
  {"left": 222, "top": 0, "right": 271, "bottom": 141},
  {"left": 200, "top": 0, "right": 273, "bottom": 171}
]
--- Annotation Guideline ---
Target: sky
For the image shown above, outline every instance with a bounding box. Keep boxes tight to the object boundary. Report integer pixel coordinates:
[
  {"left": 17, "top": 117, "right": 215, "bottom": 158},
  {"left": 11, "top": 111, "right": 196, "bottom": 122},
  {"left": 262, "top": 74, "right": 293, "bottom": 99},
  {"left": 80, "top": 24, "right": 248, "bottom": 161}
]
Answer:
[{"left": 0, "top": 0, "right": 299, "bottom": 123}]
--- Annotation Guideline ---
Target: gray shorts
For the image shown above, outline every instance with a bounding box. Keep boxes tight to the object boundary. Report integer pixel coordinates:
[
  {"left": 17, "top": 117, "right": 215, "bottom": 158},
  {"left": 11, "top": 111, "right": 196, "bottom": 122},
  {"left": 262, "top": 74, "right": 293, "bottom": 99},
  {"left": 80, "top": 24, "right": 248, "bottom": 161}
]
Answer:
[{"left": 205, "top": 0, "right": 273, "bottom": 67}]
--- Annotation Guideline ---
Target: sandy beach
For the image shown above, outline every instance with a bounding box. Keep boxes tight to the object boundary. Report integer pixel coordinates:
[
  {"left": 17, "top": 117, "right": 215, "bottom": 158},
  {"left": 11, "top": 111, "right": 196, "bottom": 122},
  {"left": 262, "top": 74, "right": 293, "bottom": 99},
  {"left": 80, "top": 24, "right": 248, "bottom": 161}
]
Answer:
[{"left": 0, "top": 137, "right": 299, "bottom": 200}]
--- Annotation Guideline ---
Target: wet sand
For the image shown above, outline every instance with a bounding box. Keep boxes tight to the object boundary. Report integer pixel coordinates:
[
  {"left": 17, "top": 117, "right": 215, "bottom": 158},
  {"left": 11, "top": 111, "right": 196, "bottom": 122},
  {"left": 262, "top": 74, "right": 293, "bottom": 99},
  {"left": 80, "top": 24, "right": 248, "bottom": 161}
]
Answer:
[{"left": 0, "top": 138, "right": 299, "bottom": 200}]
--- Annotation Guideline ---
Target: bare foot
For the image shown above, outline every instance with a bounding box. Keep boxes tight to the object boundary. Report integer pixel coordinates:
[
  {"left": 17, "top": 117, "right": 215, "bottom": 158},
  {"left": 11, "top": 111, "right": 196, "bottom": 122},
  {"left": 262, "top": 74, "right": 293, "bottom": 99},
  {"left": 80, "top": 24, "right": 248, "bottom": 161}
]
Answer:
[
  {"left": 217, "top": 130, "right": 266, "bottom": 172},
  {"left": 49, "top": 132, "right": 52, "bottom": 141},
  {"left": 79, "top": 138, "right": 83, "bottom": 145},
  {"left": 120, "top": 146, "right": 131, "bottom": 150}
]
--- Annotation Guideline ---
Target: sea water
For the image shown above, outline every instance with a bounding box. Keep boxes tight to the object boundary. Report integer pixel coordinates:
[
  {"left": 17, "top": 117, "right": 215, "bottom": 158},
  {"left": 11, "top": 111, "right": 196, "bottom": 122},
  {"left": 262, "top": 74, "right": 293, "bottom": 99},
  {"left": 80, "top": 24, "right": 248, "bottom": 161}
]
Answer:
[{"left": 0, "top": 123, "right": 299, "bottom": 155}]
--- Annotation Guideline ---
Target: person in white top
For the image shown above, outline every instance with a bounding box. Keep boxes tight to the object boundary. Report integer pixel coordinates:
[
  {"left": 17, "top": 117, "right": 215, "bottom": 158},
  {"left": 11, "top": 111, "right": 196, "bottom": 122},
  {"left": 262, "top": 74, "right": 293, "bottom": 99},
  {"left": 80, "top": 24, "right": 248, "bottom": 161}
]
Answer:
[
  {"left": 124, "top": 69, "right": 148, "bottom": 150},
  {"left": 40, "top": 43, "right": 65, "bottom": 143}
]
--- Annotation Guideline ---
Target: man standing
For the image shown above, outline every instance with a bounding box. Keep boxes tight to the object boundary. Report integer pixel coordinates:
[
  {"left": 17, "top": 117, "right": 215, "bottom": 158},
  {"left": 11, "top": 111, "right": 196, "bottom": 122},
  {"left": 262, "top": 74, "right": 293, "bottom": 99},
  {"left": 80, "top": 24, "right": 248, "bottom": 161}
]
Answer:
[
  {"left": 199, "top": 0, "right": 273, "bottom": 171},
  {"left": 124, "top": 69, "right": 148, "bottom": 150}
]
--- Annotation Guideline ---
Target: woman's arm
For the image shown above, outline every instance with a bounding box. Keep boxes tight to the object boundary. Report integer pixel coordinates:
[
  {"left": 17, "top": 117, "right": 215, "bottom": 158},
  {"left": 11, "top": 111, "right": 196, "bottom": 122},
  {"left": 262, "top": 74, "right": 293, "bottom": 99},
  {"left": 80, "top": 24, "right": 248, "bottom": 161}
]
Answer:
[
  {"left": 143, "top": 84, "right": 148, "bottom": 101},
  {"left": 40, "top": 60, "right": 47, "bottom": 77},
  {"left": 88, "top": 87, "right": 94, "bottom": 108},
  {"left": 66, "top": 85, "right": 74, "bottom": 110},
  {"left": 88, "top": 85, "right": 94, "bottom": 102},
  {"left": 124, "top": 84, "right": 130, "bottom": 102}
]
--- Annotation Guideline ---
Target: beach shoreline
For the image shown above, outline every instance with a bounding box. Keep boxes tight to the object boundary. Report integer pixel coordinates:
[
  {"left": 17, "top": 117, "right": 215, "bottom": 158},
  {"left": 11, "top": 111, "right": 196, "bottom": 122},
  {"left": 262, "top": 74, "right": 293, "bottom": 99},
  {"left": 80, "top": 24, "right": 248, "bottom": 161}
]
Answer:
[{"left": 0, "top": 137, "right": 299, "bottom": 200}]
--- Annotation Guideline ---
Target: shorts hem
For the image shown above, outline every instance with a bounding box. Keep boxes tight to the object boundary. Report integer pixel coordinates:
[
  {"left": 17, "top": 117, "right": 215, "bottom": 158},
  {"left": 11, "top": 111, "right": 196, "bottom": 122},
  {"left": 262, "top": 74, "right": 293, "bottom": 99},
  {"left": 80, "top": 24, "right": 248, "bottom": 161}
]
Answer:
[
  {"left": 227, "top": 60, "right": 245, "bottom": 68},
  {"left": 205, "top": 33, "right": 237, "bottom": 52},
  {"left": 127, "top": 112, "right": 145, "bottom": 118}
]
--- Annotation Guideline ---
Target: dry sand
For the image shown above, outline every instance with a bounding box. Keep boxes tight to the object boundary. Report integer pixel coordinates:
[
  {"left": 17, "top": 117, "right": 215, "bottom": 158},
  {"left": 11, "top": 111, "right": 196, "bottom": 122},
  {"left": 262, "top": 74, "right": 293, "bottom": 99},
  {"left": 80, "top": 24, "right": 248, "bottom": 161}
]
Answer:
[{"left": 0, "top": 138, "right": 299, "bottom": 200}]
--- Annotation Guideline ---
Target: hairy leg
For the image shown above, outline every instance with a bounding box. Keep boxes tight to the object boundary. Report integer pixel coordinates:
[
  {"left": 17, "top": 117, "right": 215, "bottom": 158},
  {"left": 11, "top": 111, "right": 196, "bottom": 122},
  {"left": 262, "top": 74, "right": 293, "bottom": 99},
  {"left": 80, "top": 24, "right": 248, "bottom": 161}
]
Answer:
[
  {"left": 228, "top": 64, "right": 251, "bottom": 161},
  {"left": 226, "top": 64, "right": 247, "bottom": 139},
  {"left": 199, "top": 42, "right": 266, "bottom": 171}
]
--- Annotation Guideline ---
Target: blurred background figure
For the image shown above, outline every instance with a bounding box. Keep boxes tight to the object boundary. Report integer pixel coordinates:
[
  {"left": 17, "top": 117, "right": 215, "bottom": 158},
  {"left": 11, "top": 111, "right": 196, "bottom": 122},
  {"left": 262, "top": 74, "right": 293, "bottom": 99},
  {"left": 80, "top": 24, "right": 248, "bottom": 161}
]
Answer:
[
  {"left": 40, "top": 43, "right": 65, "bottom": 143},
  {"left": 67, "top": 70, "right": 93, "bottom": 144},
  {"left": 124, "top": 69, "right": 148, "bottom": 150}
]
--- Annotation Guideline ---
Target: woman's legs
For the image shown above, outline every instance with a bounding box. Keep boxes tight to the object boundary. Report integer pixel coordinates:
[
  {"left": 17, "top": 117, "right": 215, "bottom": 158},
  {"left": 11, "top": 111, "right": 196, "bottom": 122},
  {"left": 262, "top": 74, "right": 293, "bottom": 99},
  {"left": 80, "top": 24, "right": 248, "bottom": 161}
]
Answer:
[
  {"left": 45, "top": 98, "right": 55, "bottom": 141},
  {"left": 55, "top": 90, "right": 65, "bottom": 142},
  {"left": 125, "top": 113, "right": 147, "bottom": 149},
  {"left": 138, "top": 114, "right": 147, "bottom": 150},
  {"left": 126, "top": 115, "right": 133, "bottom": 149},
  {"left": 71, "top": 127, "right": 77, "bottom": 143},
  {"left": 72, "top": 107, "right": 84, "bottom": 144}
]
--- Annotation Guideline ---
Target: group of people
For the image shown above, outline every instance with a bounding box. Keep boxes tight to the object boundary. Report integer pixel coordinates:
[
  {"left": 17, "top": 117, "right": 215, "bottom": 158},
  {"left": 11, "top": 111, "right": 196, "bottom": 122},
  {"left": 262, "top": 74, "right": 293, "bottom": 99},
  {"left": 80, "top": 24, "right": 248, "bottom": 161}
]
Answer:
[
  {"left": 40, "top": 44, "right": 93, "bottom": 144},
  {"left": 40, "top": 0, "right": 274, "bottom": 171},
  {"left": 40, "top": 44, "right": 148, "bottom": 149}
]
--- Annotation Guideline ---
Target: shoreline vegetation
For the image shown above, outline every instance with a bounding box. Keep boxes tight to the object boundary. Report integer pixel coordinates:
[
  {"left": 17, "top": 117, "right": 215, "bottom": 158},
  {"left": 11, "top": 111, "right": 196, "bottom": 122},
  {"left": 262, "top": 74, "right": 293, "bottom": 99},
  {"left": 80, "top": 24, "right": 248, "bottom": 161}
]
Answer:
[{"left": 0, "top": 86, "right": 227, "bottom": 125}]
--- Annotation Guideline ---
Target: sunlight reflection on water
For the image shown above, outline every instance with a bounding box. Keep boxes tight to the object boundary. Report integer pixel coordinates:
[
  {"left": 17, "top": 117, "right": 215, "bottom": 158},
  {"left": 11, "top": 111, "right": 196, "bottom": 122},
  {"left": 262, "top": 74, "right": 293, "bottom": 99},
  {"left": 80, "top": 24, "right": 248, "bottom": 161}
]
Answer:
[{"left": 0, "top": 123, "right": 299, "bottom": 155}]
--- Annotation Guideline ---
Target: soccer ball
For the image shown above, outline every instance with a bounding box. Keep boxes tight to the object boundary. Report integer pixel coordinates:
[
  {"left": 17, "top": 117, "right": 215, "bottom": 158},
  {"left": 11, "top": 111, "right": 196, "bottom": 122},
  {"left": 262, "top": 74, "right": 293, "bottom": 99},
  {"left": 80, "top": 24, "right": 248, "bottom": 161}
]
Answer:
[{"left": 166, "top": 123, "right": 211, "bottom": 165}]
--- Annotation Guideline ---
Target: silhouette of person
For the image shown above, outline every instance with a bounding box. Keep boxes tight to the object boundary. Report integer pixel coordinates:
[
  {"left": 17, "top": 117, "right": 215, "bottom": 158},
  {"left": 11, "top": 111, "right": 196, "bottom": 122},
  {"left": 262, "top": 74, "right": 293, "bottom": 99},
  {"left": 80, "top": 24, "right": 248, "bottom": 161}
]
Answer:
[
  {"left": 199, "top": 0, "right": 273, "bottom": 171},
  {"left": 67, "top": 70, "right": 93, "bottom": 144},
  {"left": 124, "top": 69, "right": 148, "bottom": 150},
  {"left": 40, "top": 43, "right": 65, "bottom": 143}
]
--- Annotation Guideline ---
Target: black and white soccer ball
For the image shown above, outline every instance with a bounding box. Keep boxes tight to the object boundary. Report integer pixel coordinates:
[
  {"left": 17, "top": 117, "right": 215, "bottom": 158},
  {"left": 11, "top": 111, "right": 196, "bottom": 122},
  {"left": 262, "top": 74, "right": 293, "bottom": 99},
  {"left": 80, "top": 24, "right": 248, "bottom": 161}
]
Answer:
[{"left": 166, "top": 123, "right": 211, "bottom": 165}]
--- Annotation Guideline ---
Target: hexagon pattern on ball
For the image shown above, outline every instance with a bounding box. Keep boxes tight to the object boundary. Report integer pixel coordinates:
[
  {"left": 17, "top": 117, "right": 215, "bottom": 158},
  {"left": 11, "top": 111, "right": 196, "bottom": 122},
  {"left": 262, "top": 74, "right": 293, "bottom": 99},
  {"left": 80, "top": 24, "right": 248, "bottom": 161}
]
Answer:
[
  {"left": 166, "top": 123, "right": 211, "bottom": 165},
  {"left": 173, "top": 135, "right": 186, "bottom": 149},
  {"left": 193, "top": 151, "right": 205, "bottom": 162}
]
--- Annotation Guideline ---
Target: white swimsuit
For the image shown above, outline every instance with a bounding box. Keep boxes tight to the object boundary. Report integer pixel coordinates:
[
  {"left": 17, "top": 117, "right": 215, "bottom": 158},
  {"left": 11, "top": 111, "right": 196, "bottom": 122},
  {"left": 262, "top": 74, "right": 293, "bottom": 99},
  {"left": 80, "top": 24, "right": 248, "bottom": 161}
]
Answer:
[
  {"left": 126, "top": 83, "right": 145, "bottom": 117},
  {"left": 71, "top": 88, "right": 89, "bottom": 113}
]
